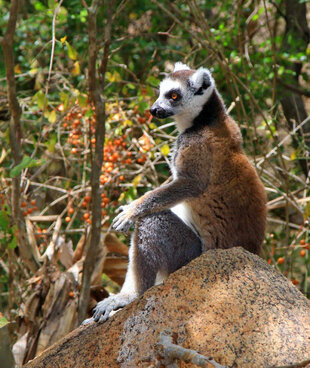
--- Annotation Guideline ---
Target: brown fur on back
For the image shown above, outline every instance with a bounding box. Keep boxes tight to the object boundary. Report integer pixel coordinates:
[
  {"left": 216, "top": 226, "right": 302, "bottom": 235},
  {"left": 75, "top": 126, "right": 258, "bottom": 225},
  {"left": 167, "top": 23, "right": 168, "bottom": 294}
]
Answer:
[{"left": 172, "top": 92, "right": 266, "bottom": 254}]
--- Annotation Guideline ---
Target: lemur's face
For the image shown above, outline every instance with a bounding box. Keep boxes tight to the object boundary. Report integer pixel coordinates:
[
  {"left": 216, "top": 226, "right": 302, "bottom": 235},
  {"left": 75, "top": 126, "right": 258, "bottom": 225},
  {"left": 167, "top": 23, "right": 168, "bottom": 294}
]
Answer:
[{"left": 150, "top": 62, "right": 215, "bottom": 125}]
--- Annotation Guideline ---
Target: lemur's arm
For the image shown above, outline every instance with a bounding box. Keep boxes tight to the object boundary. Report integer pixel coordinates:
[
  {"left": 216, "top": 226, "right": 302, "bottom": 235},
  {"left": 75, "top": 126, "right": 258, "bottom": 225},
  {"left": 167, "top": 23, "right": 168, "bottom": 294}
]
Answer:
[{"left": 113, "top": 142, "right": 209, "bottom": 232}]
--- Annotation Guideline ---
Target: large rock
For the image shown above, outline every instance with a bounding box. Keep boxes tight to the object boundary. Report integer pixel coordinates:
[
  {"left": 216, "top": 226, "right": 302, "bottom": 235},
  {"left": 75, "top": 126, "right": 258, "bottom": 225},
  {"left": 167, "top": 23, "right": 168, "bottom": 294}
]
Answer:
[{"left": 26, "top": 247, "right": 310, "bottom": 367}]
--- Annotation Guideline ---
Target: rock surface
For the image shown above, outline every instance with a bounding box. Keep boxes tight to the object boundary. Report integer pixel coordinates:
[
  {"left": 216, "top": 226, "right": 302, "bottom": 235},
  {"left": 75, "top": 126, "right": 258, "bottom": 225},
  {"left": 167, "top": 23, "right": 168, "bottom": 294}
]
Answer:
[{"left": 26, "top": 247, "right": 310, "bottom": 368}]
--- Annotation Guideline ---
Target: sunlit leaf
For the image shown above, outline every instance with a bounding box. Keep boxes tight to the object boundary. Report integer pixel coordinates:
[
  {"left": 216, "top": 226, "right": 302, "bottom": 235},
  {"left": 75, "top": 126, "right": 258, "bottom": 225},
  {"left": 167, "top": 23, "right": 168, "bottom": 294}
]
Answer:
[
  {"left": 14, "top": 64, "right": 21, "bottom": 74},
  {"left": 123, "top": 119, "right": 133, "bottom": 126},
  {"left": 290, "top": 151, "right": 297, "bottom": 160},
  {"left": 65, "top": 41, "right": 78, "bottom": 60},
  {"left": 72, "top": 61, "right": 80, "bottom": 76},
  {"left": 48, "top": 110, "right": 57, "bottom": 124},
  {"left": 29, "top": 68, "right": 38, "bottom": 76},
  {"left": 132, "top": 174, "right": 142, "bottom": 188},
  {"left": 160, "top": 144, "right": 170, "bottom": 156},
  {"left": 0, "top": 316, "right": 9, "bottom": 328}
]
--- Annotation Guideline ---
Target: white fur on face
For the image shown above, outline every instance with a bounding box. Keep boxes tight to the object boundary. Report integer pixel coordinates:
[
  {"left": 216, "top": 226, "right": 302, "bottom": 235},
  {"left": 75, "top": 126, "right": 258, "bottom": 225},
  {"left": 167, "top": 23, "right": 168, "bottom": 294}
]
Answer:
[
  {"left": 175, "top": 68, "right": 215, "bottom": 132},
  {"left": 154, "top": 78, "right": 184, "bottom": 116},
  {"left": 154, "top": 67, "right": 215, "bottom": 133},
  {"left": 173, "top": 62, "right": 190, "bottom": 72}
]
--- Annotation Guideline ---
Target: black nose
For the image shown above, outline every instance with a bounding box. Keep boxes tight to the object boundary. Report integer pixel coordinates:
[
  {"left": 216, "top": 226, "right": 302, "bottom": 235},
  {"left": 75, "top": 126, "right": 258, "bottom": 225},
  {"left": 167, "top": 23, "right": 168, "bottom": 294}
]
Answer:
[
  {"left": 150, "top": 106, "right": 159, "bottom": 117},
  {"left": 150, "top": 105, "right": 173, "bottom": 119}
]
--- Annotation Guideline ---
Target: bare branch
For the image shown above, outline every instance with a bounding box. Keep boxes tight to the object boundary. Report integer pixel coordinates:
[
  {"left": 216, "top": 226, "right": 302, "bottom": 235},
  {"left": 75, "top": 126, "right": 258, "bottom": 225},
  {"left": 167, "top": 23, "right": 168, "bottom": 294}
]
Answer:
[
  {"left": 78, "top": 0, "right": 115, "bottom": 324},
  {"left": 1, "top": 0, "right": 40, "bottom": 273},
  {"left": 158, "top": 330, "right": 227, "bottom": 368}
]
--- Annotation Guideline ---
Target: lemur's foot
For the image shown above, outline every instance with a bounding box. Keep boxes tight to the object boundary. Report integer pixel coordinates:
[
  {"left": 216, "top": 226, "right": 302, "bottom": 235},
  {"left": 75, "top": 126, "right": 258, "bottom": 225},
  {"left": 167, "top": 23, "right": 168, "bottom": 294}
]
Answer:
[
  {"left": 92, "top": 293, "right": 138, "bottom": 322},
  {"left": 112, "top": 203, "right": 137, "bottom": 232}
]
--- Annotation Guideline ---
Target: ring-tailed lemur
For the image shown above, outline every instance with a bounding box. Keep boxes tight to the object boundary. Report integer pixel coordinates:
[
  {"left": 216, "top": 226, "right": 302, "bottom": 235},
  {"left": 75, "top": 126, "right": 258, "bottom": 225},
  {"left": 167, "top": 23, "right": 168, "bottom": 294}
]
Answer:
[{"left": 86, "top": 62, "right": 266, "bottom": 324}]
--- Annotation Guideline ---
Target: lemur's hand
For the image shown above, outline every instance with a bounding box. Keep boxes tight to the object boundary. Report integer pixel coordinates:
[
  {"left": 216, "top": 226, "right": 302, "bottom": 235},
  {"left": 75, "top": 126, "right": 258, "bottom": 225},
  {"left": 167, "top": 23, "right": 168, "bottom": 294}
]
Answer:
[
  {"left": 112, "top": 202, "right": 138, "bottom": 233},
  {"left": 92, "top": 292, "right": 137, "bottom": 322}
]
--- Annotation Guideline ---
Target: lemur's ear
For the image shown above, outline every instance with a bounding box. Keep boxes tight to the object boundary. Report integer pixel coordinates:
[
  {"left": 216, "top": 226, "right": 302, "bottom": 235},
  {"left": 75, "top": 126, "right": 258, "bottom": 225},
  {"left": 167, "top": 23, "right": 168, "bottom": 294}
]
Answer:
[
  {"left": 173, "top": 62, "right": 191, "bottom": 72},
  {"left": 189, "top": 67, "right": 213, "bottom": 95}
]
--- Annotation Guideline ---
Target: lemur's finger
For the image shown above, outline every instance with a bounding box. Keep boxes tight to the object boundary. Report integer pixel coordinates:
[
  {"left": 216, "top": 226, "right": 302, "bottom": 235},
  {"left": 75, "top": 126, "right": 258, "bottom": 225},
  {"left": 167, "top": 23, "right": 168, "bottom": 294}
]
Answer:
[{"left": 114, "top": 221, "right": 132, "bottom": 233}]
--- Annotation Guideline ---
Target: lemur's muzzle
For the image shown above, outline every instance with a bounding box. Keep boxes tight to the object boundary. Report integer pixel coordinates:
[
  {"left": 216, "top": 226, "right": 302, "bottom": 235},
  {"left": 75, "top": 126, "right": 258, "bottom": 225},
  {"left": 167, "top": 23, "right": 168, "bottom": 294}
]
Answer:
[{"left": 150, "top": 104, "right": 173, "bottom": 119}]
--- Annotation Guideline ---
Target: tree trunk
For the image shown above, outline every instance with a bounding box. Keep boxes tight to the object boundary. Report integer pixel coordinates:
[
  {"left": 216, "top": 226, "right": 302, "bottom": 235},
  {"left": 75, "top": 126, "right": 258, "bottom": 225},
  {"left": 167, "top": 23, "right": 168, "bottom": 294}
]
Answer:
[{"left": 279, "top": 0, "right": 309, "bottom": 176}]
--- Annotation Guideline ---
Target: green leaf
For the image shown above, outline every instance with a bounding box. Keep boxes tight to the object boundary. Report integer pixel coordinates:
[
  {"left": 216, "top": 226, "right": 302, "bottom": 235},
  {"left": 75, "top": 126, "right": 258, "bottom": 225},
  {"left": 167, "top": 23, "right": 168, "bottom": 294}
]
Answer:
[
  {"left": 33, "top": 90, "right": 45, "bottom": 110},
  {"left": 138, "top": 100, "right": 148, "bottom": 114},
  {"left": 10, "top": 156, "right": 44, "bottom": 178},
  {"left": 78, "top": 94, "right": 88, "bottom": 107},
  {"left": 0, "top": 316, "right": 9, "bottom": 328},
  {"left": 8, "top": 237, "right": 17, "bottom": 250},
  {"left": 46, "top": 134, "right": 57, "bottom": 153},
  {"left": 0, "top": 211, "right": 9, "bottom": 231}
]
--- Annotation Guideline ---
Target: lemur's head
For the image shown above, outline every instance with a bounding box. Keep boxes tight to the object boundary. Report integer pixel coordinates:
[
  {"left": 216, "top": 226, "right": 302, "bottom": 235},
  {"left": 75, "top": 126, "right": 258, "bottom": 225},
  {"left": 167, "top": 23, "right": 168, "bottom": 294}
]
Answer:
[{"left": 150, "top": 62, "right": 215, "bottom": 132}]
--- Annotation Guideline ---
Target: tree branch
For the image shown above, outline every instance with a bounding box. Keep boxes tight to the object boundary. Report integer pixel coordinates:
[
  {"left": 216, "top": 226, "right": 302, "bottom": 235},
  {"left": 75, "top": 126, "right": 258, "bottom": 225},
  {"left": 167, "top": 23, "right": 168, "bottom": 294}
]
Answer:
[
  {"left": 158, "top": 330, "right": 227, "bottom": 368},
  {"left": 78, "top": 0, "right": 114, "bottom": 324},
  {"left": 1, "top": 0, "right": 40, "bottom": 274}
]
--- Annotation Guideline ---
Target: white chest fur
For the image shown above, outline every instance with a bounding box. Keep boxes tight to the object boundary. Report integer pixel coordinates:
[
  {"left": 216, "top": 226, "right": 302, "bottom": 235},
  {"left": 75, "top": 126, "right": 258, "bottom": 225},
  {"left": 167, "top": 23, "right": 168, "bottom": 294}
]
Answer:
[{"left": 171, "top": 202, "right": 199, "bottom": 237}]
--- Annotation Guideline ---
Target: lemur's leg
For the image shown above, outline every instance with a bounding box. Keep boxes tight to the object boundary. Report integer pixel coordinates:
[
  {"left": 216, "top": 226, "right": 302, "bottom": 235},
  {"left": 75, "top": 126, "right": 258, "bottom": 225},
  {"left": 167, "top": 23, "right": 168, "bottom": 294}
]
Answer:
[{"left": 91, "top": 210, "right": 202, "bottom": 323}]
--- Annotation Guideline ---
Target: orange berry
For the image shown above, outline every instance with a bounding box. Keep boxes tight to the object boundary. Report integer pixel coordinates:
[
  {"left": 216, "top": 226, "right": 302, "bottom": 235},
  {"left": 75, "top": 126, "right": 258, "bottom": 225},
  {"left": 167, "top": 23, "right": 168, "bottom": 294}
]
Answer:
[
  {"left": 86, "top": 218, "right": 92, "bottom": 224},
  {"left": 21, "top": 202, "right": 27, "bottom": 208},
  {"left": 68, "top": 207, "right": 74, "bottom": 214},
  {"left": 23, "top": 211, "right": 28, "bottom": 217},
  {"left": 84, "top": 195, "right": 91, "bottom": 203},
  {"left": 101, "top": 193, "right": 106, "bottom": 198},
  {"left": 101, "top": 210, "right": 107, "bottom": 216},
  {"left": 63, "top": 122, "right": 68, "bottom": 128},
  {"left": 300, "top": 250, "right": 306, "bottom": 257},
  {"left": 300, "top": 239, "right": 306, "bottom": 245},
  {"left": 33, "top": 206, "right": 38, "bottom": 211},
  {"left": 83, "top": 213, "right": 90, "bottom": 220},
  {"left": 30, "top": 199, "right": 36, "bottom": 206},
  {"left": 27, "top": 208, "right": 32, "bottom": 214},
  {"left": 91, "top": 138, "right": 96, "bottom": 144},
  {"left": 277, "top": 257, "right": 285, "bottom": 265},
  {"left": 71, "top": 147, "right": 78, "bottom": 154},
  {"left": 103, "top": 197, "right": 110, "bottom": 204},
  {"left": 304, "top": 243, "right": 310, "bottom": 250},
  {"left": 82, "top": 201, "right": 88, "bottom": 208},
  {"left": 292, "top": 279, "right": 299, "bottom": 285},
  {"left": 68, "top": 291, "right": 74, "bottom": 298},
  {"left": 65, "top": 216, "right": 71, "bottom": 222},
  {"left": 119, "top": 175, "right": 124, "bottom": 181},
  {"left": 138, "top": 117, "right": 146, "bottom": 124},
  {"left": 101, "top": 202, "right": 106, "bottom": 208}
]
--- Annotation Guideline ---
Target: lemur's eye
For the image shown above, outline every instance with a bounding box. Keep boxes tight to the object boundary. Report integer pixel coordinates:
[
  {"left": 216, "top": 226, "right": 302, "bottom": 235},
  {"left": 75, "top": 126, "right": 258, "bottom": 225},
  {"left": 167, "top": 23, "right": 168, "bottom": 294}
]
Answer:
[{"left": 165, "top": 90, "right": 181, "bottom": 101}]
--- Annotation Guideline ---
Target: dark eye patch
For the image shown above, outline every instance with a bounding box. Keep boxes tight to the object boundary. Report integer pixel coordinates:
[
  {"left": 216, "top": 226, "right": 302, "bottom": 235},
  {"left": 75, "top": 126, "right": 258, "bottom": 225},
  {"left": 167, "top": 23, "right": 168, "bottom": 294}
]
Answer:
[{"left": 165, "top": 89, "right": 182, "bottom": 102}]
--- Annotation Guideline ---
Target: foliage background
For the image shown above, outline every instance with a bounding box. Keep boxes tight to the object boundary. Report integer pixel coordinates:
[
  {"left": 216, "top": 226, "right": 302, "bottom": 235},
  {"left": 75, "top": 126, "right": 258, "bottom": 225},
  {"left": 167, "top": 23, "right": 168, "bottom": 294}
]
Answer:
[{"left": 0, "top": 0, "right": 309, "bottom": 365}]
